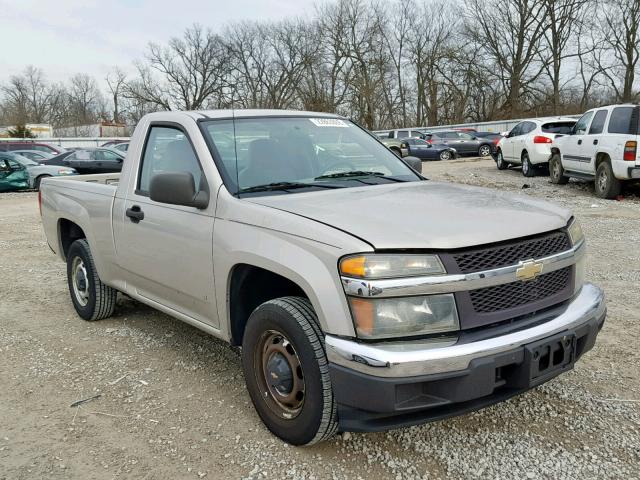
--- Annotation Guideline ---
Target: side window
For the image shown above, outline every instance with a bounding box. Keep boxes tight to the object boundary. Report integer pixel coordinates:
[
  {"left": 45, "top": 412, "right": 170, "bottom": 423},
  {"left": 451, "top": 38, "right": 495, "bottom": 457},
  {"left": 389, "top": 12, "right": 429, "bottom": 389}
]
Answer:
[
  {"left": 574, "top": 111, "right": 594, "bottom": 135},
  {"left": 509, "top": 124, "right": 523, "bottom": 137},
  {"left": 607, "top": 107, "right": 635, "bottom": 134},
  {"left": 459, "top": 132, "right": 473, "bottom": 140},
  {"left": 96, "top": 150, "right": 122, "bottom": 161},
  {"left": 138, "top": 126, "right": 203, "bottom": 196},
  {"left": 523, "top": 122, "right": 537, "bottom": 134},
  {"left": 588, "top": 110, "right": 608, "bottom": 135},
  {"left": 7, "top": 159, "right": 22, "bottom": 170},
  {"left": 397, "top": 130, "right": 409, "bottom": 138},
  {"left": 65, "top": 153, "right": 77, "bottom": 162}
]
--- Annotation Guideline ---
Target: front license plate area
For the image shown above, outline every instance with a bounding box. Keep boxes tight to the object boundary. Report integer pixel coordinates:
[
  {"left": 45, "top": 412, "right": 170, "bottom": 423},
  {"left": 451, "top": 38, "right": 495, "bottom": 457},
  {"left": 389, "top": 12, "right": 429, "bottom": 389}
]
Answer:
[{"left": 526, "top": 332, "right": 576, "bottom": 386}]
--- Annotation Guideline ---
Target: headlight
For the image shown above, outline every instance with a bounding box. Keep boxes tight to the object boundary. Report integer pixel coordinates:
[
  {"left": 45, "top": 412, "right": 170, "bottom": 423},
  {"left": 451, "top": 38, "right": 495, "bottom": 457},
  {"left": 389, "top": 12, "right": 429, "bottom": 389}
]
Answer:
[
  {"left": 567, "top": 218, "right": 584, "bottom": 246},
  {"left": 340, "top": 254, "right": 445, "bottom": 279},
  {"left": 57, "top": 169, "right": 75, "bottom": 175},
  {"left": 349, "top": 294, "right": 459, "bottom": 339}
]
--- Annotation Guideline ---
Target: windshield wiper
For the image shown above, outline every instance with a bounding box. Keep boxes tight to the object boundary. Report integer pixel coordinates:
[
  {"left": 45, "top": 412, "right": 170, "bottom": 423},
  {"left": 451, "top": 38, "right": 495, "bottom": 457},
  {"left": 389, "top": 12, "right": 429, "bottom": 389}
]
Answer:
[
  {"left": 314, "top": 171, "right": 406, "bottom": 182},
  {"left": 238, "top": 181, "right": 341, "bottom": 194},
  {"left": 314, "top": 171, "right": 387, "bottom": 180}
]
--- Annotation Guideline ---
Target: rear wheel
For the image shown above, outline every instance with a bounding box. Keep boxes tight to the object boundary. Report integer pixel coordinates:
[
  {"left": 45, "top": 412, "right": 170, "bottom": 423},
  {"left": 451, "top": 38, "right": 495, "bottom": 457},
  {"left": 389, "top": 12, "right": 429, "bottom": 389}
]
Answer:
[
  {"left": 496, "top": 150, "right": 507, "bottom": 170},
  {"left": 478, "top": 144, "right": 492, "bottom": 157},
  {"left": 34, "top": 174, "right": 51, "bottom": 190},
  {"left": 66, "top": 239, "right": 117, "bottom": 321},
  {"left": 595, "top": 161, "right": 622, "bottom": 199},
  {"left": 242, "top": 296, "right": 338, "bottom": 445},
  {"left": 521, "top": 152, "right": 535, "bottom": 177},
  {"left": 549, "top": 154, "right": 569, "bottom": 185}
]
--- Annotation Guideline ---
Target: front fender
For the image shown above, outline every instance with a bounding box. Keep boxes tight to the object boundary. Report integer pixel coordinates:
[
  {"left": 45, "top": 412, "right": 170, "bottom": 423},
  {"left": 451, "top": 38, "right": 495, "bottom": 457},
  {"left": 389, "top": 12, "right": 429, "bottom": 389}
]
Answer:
[{"left": 213, "top": 218, "right": 361, "bottom": 339}]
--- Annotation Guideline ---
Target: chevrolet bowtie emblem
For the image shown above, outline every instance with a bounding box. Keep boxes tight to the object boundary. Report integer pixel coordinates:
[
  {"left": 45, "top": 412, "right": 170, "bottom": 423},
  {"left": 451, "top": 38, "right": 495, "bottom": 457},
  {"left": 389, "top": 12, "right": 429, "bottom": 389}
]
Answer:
[{"left": 516, "top": 259, "right": 544, "bottom": 281}]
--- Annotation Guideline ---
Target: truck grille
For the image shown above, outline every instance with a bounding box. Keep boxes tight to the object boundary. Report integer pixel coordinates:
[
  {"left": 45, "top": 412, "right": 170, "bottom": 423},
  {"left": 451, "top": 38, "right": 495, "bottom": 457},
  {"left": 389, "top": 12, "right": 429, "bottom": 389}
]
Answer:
[
  {"left": 469, "top": 267, "right": 571, "bottom": 313},
  {"left": 453, "top": 231, "right": 570, "bottom": 273}
]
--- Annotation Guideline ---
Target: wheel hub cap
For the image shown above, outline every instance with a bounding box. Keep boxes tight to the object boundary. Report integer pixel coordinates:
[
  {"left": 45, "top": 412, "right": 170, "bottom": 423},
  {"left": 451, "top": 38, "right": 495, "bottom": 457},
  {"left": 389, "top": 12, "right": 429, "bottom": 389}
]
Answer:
[
  {"left": 266, "top": 352, "right": 293, "bottom": 395},
  {"left": 257, "top": 330, "right": 305, "bottom": 419},
  {"left": 71, "top": 257, "right": 90, "bottom": 307}
]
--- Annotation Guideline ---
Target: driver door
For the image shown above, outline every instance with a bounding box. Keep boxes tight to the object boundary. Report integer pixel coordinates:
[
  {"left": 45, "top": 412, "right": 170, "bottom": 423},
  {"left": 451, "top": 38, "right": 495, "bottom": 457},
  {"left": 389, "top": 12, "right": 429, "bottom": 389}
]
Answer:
[
  {"left": 502, "top": 123, "right": 522, "bottom": 162},
  {"left": 0, "top": 158, "right": 29, "bottom": 191}
]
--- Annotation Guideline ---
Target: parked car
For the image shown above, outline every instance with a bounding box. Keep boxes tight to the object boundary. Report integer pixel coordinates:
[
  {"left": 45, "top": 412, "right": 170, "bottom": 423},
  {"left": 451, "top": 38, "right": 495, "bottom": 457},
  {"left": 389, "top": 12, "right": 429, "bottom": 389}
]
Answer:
[
  {"left": 384, "top": 128, "right": 426, "bottom": 139},
  {"left": 401, "top": 137, "right": 457, "bottom": 160},
  {"left": 40, "top": 147, "right": 125, "bottom": 174},
  {"left": 40, "top": 109, "right": 605, "bottom": 446},
  {"left": 101, "top": 140, "right": 128, "bottom": 148},
  {"left": 112, "top": 142, "right": 129, "bottom": 153},
  {"left": 424, "top": 130, "right": 494, "bottom": 157},
  {"left": 550, "top": 104, "right": 640, "bottom": 198},
  {"left": 495, "top": 117, "right": 577, "bottom": 177},
  {"left": 1, "top": 152, "right": 77, "bottom": 189},
  {"left": 0, "top": 154, "right": 30, "bottom": 192},
  {"left": 0, "top": 141, "right": 66, "bottom": 155},
  {"left": 474, "top": 131, "right": 504, "bottom": 148},
  {"left": 380, "top": 137, "right": 409, "bottom": 157},
  {"left": 10, "top": 150, "right": 54, "bottom": 162}
]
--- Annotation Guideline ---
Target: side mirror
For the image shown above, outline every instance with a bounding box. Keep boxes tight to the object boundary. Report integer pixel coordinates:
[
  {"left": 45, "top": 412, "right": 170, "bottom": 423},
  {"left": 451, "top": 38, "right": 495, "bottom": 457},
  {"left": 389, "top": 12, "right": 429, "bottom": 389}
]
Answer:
[
  {"left": 403, "top": 156, "right": 422, "bottom": 174},
  {"left": 149, "top": 172, "right": 209, "bottom": 209}
]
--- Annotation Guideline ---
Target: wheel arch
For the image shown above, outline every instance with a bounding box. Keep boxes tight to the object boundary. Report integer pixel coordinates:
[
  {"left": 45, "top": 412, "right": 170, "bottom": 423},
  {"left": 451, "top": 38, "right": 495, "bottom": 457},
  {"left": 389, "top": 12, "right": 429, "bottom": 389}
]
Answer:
[
  {"left": 595, "top": 152, "right": 611, "bottom": 171},
  {"left": 227, "top": 264, "right": 309, "bottom": 346},
  {"left": 58, "top": 218, "right": 87, "bottom": 261}
]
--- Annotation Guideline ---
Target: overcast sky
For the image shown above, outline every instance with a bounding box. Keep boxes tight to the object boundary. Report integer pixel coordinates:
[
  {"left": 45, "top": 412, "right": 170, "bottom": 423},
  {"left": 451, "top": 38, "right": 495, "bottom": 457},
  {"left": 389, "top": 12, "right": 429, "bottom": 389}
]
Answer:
[{"left": 0, "top": 0, "right": 318, "bottom": 84}]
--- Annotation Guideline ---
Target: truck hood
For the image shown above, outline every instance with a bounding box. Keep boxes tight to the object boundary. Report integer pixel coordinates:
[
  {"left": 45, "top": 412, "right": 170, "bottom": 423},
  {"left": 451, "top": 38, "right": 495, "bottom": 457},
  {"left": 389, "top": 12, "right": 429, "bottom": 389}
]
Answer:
[{"left": 246, "top": 181, "right": 571, "bottom": 250}]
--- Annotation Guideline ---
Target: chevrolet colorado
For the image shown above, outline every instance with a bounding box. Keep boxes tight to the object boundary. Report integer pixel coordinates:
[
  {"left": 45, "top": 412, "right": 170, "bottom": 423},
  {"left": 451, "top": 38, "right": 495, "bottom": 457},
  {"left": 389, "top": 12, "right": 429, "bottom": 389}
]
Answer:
[{"left": 40, "top": 110, "right": 606, "bottom": 445}]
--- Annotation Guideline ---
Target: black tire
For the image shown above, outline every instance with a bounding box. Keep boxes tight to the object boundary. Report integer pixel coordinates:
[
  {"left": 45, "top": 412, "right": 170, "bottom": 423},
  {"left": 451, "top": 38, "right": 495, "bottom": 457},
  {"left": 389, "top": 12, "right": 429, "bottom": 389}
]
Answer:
[
  {"left": 34, "top": 174, "right": 51, "bottom": 190},
  {"left": 439, "top": 150, "right": 452, "bottom": 161},
  {"left": 521, "top": 152, "right": 535, "bottom": 177},
  {"left": 595, "top": 161, "right": 622, "bottom": 199},
  {"left": 242, "top": 296, "right": 338, "bottom": 445},
  {"left": 496, "top": 150, "right": 507, "bottom": 170},
  {"left": 66, "top": 239, "right": 117, "bottom": 321},
  {"left": 478, "top": 144, "right": 492, "bottom": 157},
  {"left": 549, "top": 153, "right": 569, "bottom": 185}
]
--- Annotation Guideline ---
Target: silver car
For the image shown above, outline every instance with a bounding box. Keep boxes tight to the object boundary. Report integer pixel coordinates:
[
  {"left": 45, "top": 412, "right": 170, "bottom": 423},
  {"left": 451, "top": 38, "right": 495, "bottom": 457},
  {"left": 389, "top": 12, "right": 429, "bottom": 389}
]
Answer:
[{"left": 1, "top": 152, "right": 77, "bottom": 189}]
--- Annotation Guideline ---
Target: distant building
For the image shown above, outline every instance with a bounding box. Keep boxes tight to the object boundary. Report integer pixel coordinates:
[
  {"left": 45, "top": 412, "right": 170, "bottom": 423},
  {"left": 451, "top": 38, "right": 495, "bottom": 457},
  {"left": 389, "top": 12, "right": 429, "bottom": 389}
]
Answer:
[
  {"left": 53, "top": 122, "right": 132, "bottom": 138},
  {"left": 0, "top": 123, "right": 54, "bottom": 138}
]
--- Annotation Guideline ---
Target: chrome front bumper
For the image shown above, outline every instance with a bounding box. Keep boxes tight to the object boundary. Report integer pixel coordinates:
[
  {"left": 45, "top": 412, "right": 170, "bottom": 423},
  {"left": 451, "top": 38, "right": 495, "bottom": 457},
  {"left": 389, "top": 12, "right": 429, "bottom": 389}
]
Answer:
[{"left": 326, "top": 282, "right": 605, "bottom": 378}]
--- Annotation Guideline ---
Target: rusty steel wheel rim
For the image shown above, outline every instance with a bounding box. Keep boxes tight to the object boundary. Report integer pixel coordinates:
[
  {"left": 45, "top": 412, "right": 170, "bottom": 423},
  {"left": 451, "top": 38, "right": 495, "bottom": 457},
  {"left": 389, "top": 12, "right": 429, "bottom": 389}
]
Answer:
[{"left": 255, "top": 330, "right": 305, "bottom": 419}]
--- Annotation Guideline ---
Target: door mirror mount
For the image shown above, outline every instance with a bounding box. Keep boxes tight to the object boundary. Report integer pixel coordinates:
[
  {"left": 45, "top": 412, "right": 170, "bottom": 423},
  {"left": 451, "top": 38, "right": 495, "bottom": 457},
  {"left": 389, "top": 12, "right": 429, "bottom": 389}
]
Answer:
[{"left": 149, "top": 172, "right": 209, "bottom": 209}]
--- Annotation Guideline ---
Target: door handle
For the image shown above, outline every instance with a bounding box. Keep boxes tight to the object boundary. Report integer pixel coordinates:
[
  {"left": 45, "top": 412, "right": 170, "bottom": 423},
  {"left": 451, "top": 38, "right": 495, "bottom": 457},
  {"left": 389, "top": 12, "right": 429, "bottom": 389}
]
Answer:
[
  {"left": 577, "top": 139, "right": 582, "bottom": 145},
  {"left": 593, "top": 139, "right": 598, "bottom": 145},
  {"left": 126, "top": 205, "right": 144, "bottom": 223}
]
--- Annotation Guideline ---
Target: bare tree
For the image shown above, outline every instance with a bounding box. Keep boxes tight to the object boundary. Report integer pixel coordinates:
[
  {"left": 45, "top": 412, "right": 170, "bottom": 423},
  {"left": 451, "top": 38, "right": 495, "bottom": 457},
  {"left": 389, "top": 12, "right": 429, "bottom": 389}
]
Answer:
[
  {"left": 599, "top": 0, "right": 640, "bottom": 102},
  {"left": 106, "top": 67, "right": 127, "bottom": 123},
  {"left": 464, "top": 0, "right": 549, "bottom": 117}
]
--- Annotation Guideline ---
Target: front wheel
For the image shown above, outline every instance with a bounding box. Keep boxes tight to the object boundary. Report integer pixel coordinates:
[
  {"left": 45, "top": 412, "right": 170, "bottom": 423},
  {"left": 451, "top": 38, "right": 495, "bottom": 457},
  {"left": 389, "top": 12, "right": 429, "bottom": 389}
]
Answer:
[
  {"left": 595, "top": 161, "right": 622, "bottom": 199},
  {"left": 549, "top": 153, "right": 569, "bottom": 185},
  {"left": 521, "top": 153, "right": 535, "bottom": 177},
  {"left": 66, "top": 239, "right": 117, "bottom": 321},
  {"left": 242, "top": 297, "right": 338, "bottom": 445},
  {"left": 496, "top": 150, "right": 507, "bottom": 170}
]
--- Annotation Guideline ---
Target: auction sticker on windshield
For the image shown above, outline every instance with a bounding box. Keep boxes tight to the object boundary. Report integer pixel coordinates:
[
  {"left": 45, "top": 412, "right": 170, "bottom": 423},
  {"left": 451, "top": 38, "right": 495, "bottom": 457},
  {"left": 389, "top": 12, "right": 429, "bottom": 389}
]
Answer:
[{"left": 309, "top": 118, "right": 349, "bottom": 127}]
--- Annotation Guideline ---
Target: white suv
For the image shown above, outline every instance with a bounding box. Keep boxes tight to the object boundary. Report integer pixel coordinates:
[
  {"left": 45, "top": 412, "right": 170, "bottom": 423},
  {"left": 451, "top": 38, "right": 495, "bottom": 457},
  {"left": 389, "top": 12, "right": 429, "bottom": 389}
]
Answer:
[
  {"left": 495, "top": 117, "right": 577, "bottom": 176},
  {"left": 550, "top": 104, "right": 640, "bottom": 198}
]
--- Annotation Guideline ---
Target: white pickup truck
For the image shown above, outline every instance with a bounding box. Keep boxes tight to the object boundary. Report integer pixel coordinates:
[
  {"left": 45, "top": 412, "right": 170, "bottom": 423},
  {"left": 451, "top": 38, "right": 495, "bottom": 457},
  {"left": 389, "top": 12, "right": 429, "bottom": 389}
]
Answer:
[
  {"left": 40, "top": 110, "right": 606, "bottom": 445},
  {"left": 550, "top": 104, "right": 640, "bottom": 198}
]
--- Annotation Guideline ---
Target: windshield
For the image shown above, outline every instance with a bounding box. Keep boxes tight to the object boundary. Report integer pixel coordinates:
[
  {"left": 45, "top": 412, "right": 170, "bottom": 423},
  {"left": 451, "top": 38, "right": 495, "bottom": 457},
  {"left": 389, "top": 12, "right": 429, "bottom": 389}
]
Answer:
[
  {"left": 8, "top": 153, "right": 39, "bottom": 167},
  {"left": 542, "top": 121, "right": 576, "bottom": 134},
  {"left": 201, "top": 116, "right": 419, "bottom": 195}
]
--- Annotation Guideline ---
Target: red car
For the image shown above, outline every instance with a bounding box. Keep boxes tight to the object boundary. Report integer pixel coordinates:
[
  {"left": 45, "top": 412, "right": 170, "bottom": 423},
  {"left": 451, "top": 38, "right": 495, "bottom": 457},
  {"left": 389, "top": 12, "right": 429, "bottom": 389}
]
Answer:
[{"left": 0, "top": 142, "right": 66, "bottom": 155}]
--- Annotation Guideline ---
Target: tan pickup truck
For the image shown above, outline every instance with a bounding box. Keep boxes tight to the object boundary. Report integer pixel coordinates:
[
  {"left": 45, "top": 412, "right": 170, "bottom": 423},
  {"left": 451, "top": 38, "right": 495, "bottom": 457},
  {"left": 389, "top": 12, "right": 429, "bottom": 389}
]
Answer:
[{"left": 40, "top": 109, "right": 606, "bottom": 445}]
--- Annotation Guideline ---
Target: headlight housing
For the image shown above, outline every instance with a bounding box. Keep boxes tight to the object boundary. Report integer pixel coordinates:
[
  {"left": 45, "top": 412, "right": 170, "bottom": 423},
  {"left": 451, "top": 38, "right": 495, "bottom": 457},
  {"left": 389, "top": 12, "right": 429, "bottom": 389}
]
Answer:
[
  {"left": 567, "top": 218, "right": 584, "bottom": 246},
  {"left": 349, "top": 294, "right": 459, "bottom": 339},
  {"left": 340, "top": 254, "right": 445, "bottom": 279}
]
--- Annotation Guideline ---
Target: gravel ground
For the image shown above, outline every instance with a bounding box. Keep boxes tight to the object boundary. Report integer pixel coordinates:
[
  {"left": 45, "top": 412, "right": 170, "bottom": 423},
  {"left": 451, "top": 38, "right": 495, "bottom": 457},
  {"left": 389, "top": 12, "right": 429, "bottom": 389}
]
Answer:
[{"left": 1, "top": 158, "right": 639, "bottom": 479}]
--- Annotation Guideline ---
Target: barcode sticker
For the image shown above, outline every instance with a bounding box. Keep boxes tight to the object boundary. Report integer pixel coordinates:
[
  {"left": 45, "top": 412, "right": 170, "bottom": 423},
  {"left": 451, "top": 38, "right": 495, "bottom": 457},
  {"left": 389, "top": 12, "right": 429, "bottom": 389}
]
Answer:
[{"left": 309, "top": 118, "right": 349, "bottom": 127}]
